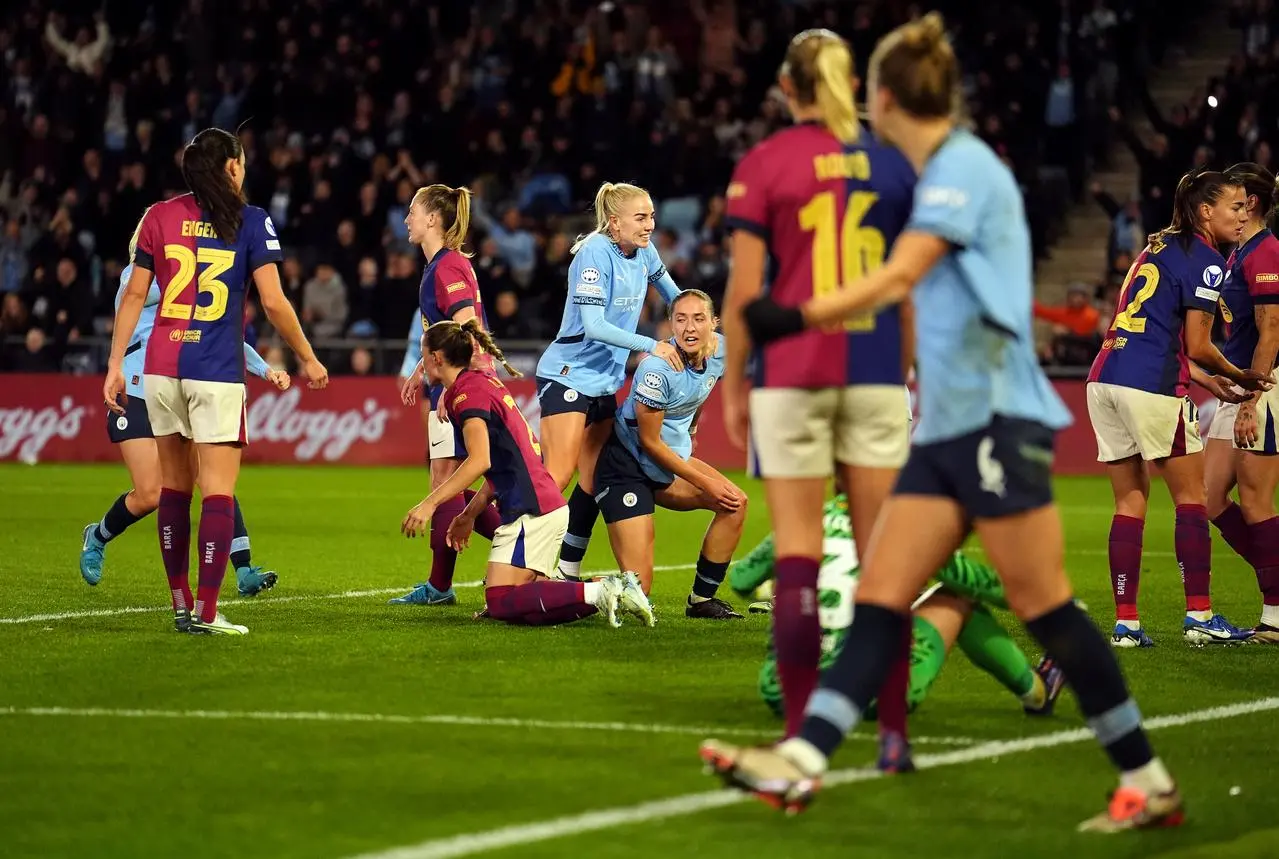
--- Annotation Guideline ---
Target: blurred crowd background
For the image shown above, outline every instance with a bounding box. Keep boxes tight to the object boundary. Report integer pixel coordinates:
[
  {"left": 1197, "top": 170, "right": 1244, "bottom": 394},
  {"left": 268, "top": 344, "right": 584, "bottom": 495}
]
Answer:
[{"left": 0, "top": 0, "right": 1273, "bottom": 377}]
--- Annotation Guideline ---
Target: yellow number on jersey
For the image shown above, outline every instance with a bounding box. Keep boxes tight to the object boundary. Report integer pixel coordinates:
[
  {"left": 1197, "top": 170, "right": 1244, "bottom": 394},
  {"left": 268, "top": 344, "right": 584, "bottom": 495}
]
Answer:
[
  {"left": 159, "top": 245, "right": 236, "bottom": 322},
  {"left": 1112, "top": 262, "right": 1161, "bottom": 334},
  {"left": 502, "top": 394, "right": 542, "bottom": 456},
  {"left": 798, "top": 190, "right": 886, "bottom": 332}
]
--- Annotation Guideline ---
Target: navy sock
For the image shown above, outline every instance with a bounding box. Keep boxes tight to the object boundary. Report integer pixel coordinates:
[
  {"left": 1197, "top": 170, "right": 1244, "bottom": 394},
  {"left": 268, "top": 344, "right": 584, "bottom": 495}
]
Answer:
[
  {"left": 229, "top": 496, "right": 251, "bottom": 570},
  {"left": 559, "top": 485, "right": 598, "bottom": 566},
  {"left": 692, "top": 554, "right": 729, "bottom": 600},
  {"left": 1025, "top": 601, "right": 1154, "bottom": 771},
  {"left": 95, "top": 492, "right": 146, "bottom": 544},
  {"left": 799, "top": 603, "right": 909, "bottom": 758}
]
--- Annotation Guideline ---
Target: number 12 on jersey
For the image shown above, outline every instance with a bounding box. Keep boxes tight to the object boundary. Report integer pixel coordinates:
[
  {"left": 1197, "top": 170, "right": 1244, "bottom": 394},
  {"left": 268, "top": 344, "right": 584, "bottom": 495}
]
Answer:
[{"left": 799, "top": 190, "right": 886, "bottom": 332}]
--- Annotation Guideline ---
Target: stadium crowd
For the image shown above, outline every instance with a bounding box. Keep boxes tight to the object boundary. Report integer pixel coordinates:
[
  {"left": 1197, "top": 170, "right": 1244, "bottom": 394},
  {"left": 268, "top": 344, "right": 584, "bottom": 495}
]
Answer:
[
  {"left": 1036, "top": 0, "right": 1279, "bottom": 366},
  {"left": 0, "top": 0, "right": 1213, "bottom": 374}
]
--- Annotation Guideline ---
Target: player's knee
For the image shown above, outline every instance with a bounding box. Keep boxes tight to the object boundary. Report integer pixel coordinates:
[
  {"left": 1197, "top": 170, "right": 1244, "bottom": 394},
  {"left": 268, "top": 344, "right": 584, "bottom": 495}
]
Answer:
[
  {"left": 1238, "top": 486, "right": 1276, "bottom": 523},
  {"left": 134, "top": 483, "right": 162, "bottom": 512}
]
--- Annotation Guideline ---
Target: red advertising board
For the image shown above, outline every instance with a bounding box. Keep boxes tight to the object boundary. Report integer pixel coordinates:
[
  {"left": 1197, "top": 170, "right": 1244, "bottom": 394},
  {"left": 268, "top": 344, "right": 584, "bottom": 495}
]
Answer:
[{"left": 0, "top": 374, "right": 1222, "bottom": 475}]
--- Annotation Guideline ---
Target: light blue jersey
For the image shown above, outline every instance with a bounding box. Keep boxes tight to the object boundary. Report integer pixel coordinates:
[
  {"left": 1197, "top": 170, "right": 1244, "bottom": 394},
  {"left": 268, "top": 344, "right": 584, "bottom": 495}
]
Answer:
[
  {"left": 400, "top": 309, "right": 424, "bottom": 378},
  {"left": 535, "top": 232, "right": 681, "bottom": 397},
  {"left": 616, "top": 334, "right": 725, "bottom": 484},
  {"left": 905, "top": 131, "right": 1072, "bottom": 444},
  {"left": 116, "top": 264, "right": 271, "bottom": 398}
]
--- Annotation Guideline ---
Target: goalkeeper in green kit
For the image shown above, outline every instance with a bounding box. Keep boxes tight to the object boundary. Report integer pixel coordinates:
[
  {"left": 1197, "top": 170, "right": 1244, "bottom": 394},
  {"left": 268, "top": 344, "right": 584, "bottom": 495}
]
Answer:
[{"left": 733, "top": 494, "right": 1065, "bottom": 719}]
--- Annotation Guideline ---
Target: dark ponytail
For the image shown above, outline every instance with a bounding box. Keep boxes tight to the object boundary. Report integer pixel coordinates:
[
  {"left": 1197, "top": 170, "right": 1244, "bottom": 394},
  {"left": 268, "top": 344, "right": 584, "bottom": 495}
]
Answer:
[
  {"left": 1150, "top": 170, "right": 1241, "bottom": 249},
  {"left": 180, "top": 128, "right": 246, "bottom": 244},
  {"left": 1225, "top": 162, "right": 1279, "bottom": 234},
  {"left": 424, "top": 318, "right": 522, "bottom": 378}
]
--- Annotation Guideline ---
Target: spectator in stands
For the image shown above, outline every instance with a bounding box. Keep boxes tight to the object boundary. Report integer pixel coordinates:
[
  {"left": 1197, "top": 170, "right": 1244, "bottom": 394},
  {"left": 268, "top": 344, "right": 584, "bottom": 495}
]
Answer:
[
  {"left": 350, "top": 346, "right": 374, "bottom": 376},
  {"left": 8, "top": 326, "right": 57, "bottom": 372},
  {"left": 489, "top": 291, "right": 539, "bottom": 341},
  {"left": 1035, "top": 283, "right": 1103, "bottom": 366},
  {"left": 1, "top": 291, "right": 28, "bottom": 337},
  {"left": 302, "top": 261, "right": 349, "bottom": 339},
  {"left": 1090, "top": 181, "right": 1145, "bottom": 269}
]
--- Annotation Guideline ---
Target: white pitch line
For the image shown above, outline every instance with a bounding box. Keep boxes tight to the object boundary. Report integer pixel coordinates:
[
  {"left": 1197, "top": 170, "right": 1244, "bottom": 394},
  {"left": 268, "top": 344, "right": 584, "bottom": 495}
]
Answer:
[
  {"left": 0, "top": 565, "right": 698, "bottom": 626},
  {"left": 342, "top": 696, "right": 1279, "bottom": 859},
  {"left": 0, "top": 704, "right": 977, "bottom": 746}
]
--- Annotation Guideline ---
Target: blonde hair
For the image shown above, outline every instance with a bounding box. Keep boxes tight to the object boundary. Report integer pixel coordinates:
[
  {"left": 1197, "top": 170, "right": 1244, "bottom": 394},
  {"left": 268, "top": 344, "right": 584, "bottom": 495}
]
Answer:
[
  {"left": 668, "top": 288, "right": 716, "bottom": 321},
  {"left": 127, "top": 206, "right": 153, "bottom": 260},
  {"left": 868, "top": 12, "right": 959, "bottom": 119},
  {"left": 781, "top": 29, "right": 859, "bottom": 144},
  {"left": 412, "top": 184, "right": 474, "bottom": 257},
  {"left": 570, "top": 181, "right": 650, "bottom": 254},
  {"left": 425, "top": 317, "right": 523, "bottom": 378}
]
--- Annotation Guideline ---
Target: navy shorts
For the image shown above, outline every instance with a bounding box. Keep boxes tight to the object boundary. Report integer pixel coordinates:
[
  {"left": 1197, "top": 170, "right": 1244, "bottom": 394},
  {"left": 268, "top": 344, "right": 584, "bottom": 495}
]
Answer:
[
  {"left": 106, "top": 396, "right": 154, "bottom": 444},
  {"left": 895, "top": 416, "right": 1055, "bottom": 519},
  {"left": 536, "top": 378, "right": 616, "bottom": 426},
  {"left": 593, "top": 434, "right": 671, "bottom": 524}
]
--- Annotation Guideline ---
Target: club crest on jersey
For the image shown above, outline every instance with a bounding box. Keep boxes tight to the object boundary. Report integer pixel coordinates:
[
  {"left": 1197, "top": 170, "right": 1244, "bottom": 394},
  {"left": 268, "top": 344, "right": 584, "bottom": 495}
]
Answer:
[
  {"left": 581, "top": 267, "right": 601, "bottom": 284},
  {"left": 1202, "top": 265, "right": 1225, "bottom": 288}
]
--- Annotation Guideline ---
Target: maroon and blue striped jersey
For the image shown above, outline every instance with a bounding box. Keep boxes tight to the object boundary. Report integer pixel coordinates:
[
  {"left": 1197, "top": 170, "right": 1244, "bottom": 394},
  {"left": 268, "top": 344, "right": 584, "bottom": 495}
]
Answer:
[{"left": 1221, "top": 229, "right": 1279, "bottom": 370}]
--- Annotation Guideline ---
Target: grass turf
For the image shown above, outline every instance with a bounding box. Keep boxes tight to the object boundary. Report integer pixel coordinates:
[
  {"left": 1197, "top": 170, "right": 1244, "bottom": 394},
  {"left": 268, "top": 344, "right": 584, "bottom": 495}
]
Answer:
[{"left": 0, "top": 465, "right": 1275, "bottom": 859}]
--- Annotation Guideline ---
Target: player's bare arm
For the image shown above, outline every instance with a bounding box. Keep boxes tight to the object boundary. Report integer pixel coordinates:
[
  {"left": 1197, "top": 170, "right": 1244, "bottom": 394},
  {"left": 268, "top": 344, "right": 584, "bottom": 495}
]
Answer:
[
  {"left": 1185, "top": 308, "right": 1270, "bottom": 390},
  {"left": 802, "top": 231, "right": 949, "bottom": 329},
  {"left": 721, "top": 230, "right": 768, "bottom": 448},
  {"left": 403, "top": 417, "right": 489, "bottom": 538},
  {"left": 254, "top": 262, "right": 328, "bottom": 389},
  {"left": 103, "top": 263, "right": 155, "bottom": 413},
  {"left": 636, "top": 403, "right": 740, "bottom": 511}
]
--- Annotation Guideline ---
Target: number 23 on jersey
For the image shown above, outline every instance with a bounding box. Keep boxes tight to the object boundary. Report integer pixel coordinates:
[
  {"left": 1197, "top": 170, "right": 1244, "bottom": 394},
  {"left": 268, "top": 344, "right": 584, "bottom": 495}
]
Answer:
[
  {"left": 160, "top": 245, "right": 236, "bottom": 322},
  {"left": 799, "top": 191, "right": 886, "bottom": 332}
]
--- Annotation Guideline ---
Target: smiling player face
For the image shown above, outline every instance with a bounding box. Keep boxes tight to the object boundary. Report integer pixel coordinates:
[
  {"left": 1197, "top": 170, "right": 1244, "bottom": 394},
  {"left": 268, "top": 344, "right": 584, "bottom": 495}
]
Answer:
[
  {"left": 610, "top": 194, "right": 655, "bottom": 252},
  {"left": 1202, "top": 185, "right": 1248, "bottom": 245},
  {"left": 671, "top": 294, "right": 717, "bottom": 362}
]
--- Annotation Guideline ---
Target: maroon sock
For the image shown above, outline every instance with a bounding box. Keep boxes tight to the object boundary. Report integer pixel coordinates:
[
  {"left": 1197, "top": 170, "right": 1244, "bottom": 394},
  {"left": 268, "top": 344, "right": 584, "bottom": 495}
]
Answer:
[
  {"left": 774, "top": 556, "right": 822, "bottom": 738},
  {"left": 1247, "top": 517, "right": 1279, "bottom": 607},
  {"left": 157, "top": 489, "right": 193, "bottom": 612},
  {"left": 1212, "top": 501, "right": 1254, "bottom": 565},
  {"left": 1175, "top": 504, "right": 1212, "bottom": 613},
  {"left": 464, "top": 489, "right": 502, "bottom": 541},
  {"left": 193, "top": 495, "right": 235, "bottom": 623},
  {"left": 876, "top": 623, "right": 912, "bottom": 739},
  {"left": 486, "top": 581, "right": 597, "bottom": 625},
  {"left": 1108, "top": 515, "right": 1144, "bottom": 622},
  {"left": 428, "top": 494, "right": 468, "bottom": 591}
]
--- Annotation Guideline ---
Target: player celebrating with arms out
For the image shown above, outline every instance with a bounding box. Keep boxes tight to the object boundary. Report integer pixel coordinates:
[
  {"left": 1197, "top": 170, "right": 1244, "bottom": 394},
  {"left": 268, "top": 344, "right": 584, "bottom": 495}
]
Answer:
[
  {"left": 593, "top": 289, "right": 742, "bottom": 619},
  {"left": 535, "top": 182, "right": 683, "bottom": 582},
  {"left": 718, "top": 28, "right": 918, "bottom": 757},
  {"left": 1205, "top": 162, "right": 1279, "bottom": 642},
  {"left": 704, "top": 14, "right": 1185, "bottom": 831},
  {"left": 403, "top": 319, "right": 649, "bottom": 627},
  {"left": 1087, "top": 170, "right": 1266, "bottom": 646},
  {"left": 81, "top": 215, "right": 289, "bottom": 597},
  {"left": 105, "top": 128, "right": 328, "bottom": 635},
  {"left": 393, "top": 185, "right": 503, "bottom": 607}
]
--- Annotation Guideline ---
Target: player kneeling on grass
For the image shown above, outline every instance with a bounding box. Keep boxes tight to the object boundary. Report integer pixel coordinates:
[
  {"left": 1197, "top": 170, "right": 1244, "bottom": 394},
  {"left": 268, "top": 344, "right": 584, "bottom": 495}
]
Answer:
[
  {"left": 736, "top": 493, "right": 1064, "bottom": 742},
  {"left": 593, "top": 290, "right": 745, "bottom": 619},
  {"left": 401, "top": 319, "right": 650, "bottom": 627}
]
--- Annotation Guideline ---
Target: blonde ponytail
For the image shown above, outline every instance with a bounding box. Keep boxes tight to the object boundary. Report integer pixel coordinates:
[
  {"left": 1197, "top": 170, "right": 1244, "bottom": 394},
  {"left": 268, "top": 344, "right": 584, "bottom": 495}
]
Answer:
[
  {"left": 463, "top": 317, "right": 523, "bottom": 378},
  {"left": 570, "top": 181, "right": 650, "bottom": 254},
  {"left": 813, "top": 41, "right": 859, "bottom": 144},
  {"left": 445, "top": 187, "right": 472, "bottom": 254}
]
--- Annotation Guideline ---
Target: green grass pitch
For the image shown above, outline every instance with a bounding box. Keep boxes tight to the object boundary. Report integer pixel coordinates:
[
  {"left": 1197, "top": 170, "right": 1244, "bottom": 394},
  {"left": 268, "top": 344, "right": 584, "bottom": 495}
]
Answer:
[{"left": 1, "top": 464, "right": 1276, "bottom": 858}]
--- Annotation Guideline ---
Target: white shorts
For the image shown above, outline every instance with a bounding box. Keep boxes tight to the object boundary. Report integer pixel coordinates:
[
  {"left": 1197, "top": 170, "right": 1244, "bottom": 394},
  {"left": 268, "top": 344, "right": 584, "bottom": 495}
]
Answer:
[
  {"left": 428, "top": 411, "right": 459, "bottom": 460},
  {"left": 1086, "top": 382, "right": 1201, "bottom": 462},
  {"left": 1207, "top": 370, "right": 1279, "bottom": 454},
  {"left": 748, "top": 385, "right": 911, "bottom": 478},
  {"left": 489, "top": 505, "right": 570, "bottom": 575},
  {"left": 144, "top": 375, "right": 247, "bottom": 444}
]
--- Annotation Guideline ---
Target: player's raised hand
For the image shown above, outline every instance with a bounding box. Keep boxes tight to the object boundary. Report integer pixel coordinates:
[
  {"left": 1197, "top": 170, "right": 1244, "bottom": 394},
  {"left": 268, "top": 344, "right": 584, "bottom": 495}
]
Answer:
[
  {"left": 266, "top": 368, "right": 292, "bottom": 391},
  {"left": 402, "top": 499, "right": 435, "bottom": 538},
  {"left": 652, "top": 340, "right": 684, "bottom": 372},
  {"left": 103, "top": 367, "right": 127, "bottom": 416},
  {"left": 1235, "top": 402, "right": 1259, "bottom": 448},
  {"left": 446, "top": 512, "right": 475, "bottom": 551},
  {"left": 1236, "top": 368, "right": 1275, "bottom": 391},
  {"left": 721, "top": 385, "right": 749, "bottom": 450},
  {"left": 302, "top": 358, "right": 329, "bottom": 389}
]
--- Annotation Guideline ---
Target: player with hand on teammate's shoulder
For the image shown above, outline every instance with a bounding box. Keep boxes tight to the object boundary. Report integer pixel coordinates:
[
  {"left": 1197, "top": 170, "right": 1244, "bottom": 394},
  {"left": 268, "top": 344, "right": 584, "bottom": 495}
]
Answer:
[
  {"left": 1086, "top": 169, "right": 1268, "bottom": 647},
  {"left": 104, "top": 127, "right": 327, "bottom": 636},
  {"left": 702, "top": 13, "right": 1185, "bottom": 833},
  {"left": 400, "top": 319, "right": 649, "bottom": 628}
]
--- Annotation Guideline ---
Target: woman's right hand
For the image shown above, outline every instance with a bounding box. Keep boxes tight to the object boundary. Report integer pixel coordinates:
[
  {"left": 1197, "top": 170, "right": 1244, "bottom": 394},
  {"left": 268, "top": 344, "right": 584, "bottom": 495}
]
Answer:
[
  {"left": 1235, "top": 401, "right": 1260, "bottom": 449},
  {"left": 103, "top": 366, "right": 126, "bottom": 416},
  {"left": 1236, "top": 368, "right": 1275, "bottom": 392},
  {"left": 302, "top": 358, "right": 329, "bottom": 389},
  {"left": 652, "top": 340, "right": 684, "bottom": 372},
  {"left": 704, "top": 476, "right": 744, "bottom": 514},
  {"left": 400, "top": 361, "right": 425, "bottom": 406}
]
